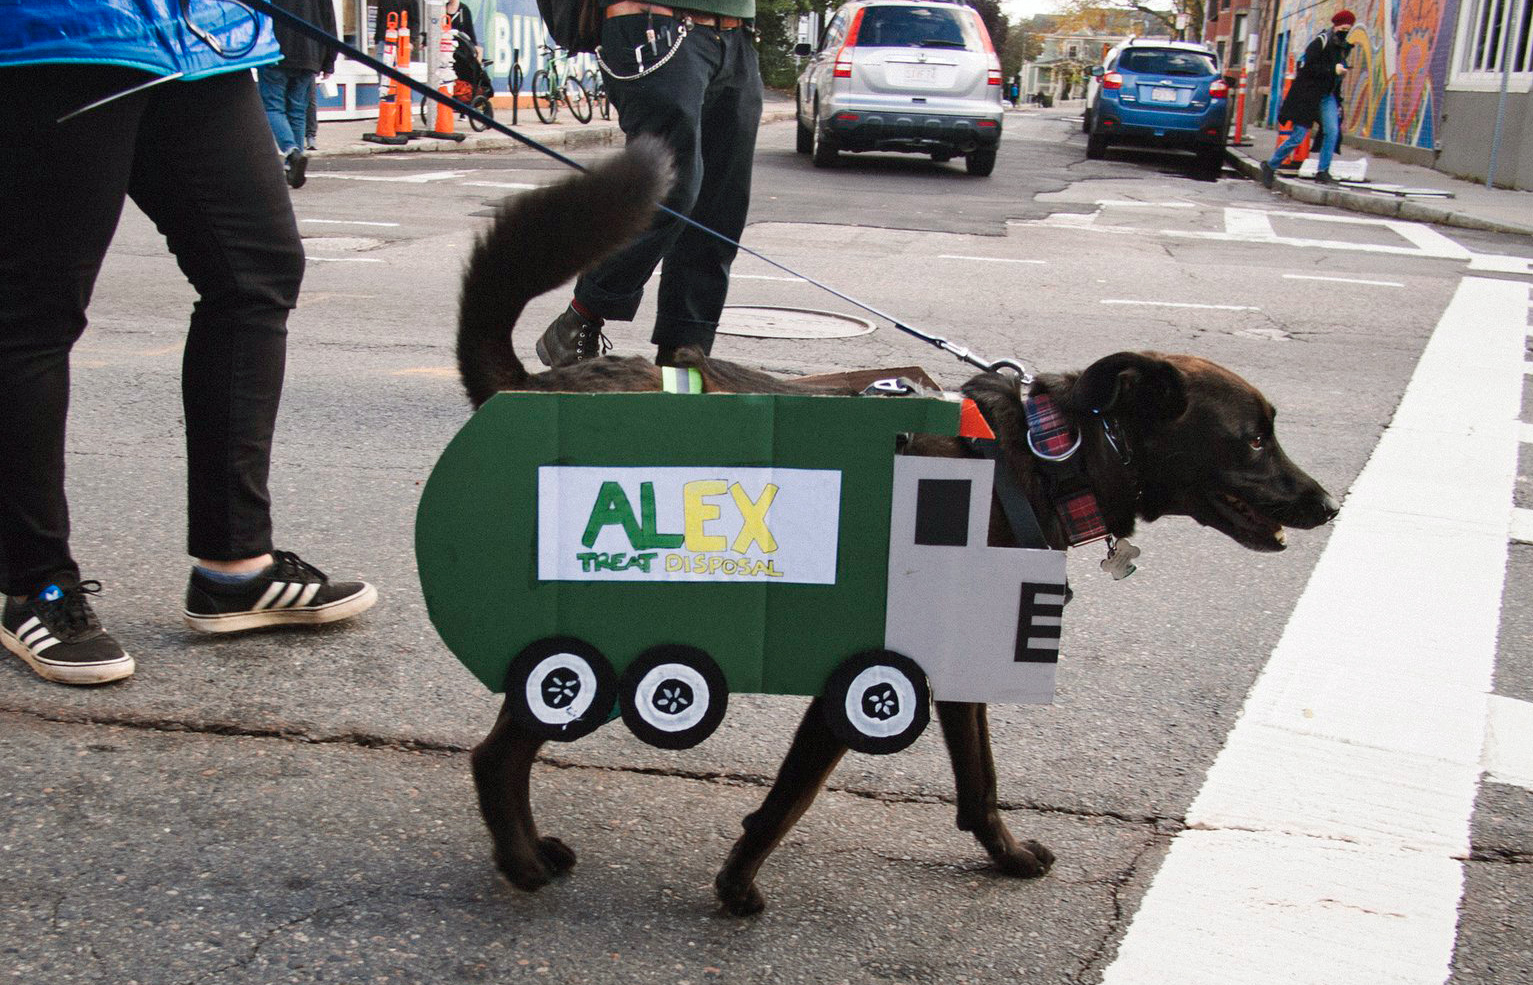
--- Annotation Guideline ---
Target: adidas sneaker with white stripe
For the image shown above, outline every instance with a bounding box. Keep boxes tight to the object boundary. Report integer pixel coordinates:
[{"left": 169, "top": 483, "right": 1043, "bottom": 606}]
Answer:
[
  {"left": 2, "top": 579, "right": 134, "bottom": 685},
  {"left": 183, "top": 550, "right": 377, "bottom": 634}
]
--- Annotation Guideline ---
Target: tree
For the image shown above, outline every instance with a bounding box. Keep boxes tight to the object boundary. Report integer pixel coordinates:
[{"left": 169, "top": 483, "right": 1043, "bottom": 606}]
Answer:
[{"left": 1056, "top": 0, "right": 1200, "bottom": 41}]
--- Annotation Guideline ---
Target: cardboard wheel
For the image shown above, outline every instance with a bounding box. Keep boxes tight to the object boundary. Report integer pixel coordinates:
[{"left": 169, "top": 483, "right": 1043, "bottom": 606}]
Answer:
[
  {"left": 504, "top": 637, "right": 616, "bottom": 741},
  {"left": 619, "top": 645, "right": 729, "bottom": 750},
  {"left": 822, "top": 649, "right": 930, "bottom": 755}
]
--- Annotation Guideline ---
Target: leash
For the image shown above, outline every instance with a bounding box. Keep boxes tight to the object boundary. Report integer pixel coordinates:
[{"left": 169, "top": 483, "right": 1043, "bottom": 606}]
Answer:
[{"left": 225, "top": 0, "right": 1035, "bottom": 380}]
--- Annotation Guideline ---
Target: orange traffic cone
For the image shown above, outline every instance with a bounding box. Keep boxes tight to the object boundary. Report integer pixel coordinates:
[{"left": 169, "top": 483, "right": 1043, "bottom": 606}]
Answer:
[
  {"left": 428, "top": 15, "right": 466, "bottom": 141},
  {"left": 393, "top": 10, "right": 419, "bottom": 139},
  {"left": 362, "top": 18, "right": 407, "bottom": 145},
  {"left": 1273, "top": 56, "right": 1311, "bottom": 167}
]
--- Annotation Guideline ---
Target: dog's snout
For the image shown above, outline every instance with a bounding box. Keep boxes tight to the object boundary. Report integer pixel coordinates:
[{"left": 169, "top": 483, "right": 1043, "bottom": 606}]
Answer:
[{"left": 1320, "top": 492, "right": 1341, "bottom": 523}]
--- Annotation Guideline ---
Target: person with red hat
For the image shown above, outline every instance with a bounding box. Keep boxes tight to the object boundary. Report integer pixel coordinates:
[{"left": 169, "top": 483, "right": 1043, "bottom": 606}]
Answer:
[{"left": 1260, "top": 9, "right": 1356, "bottom": 187}]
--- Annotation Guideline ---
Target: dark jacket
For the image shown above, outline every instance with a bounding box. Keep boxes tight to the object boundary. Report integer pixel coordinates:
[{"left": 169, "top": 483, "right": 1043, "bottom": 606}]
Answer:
[
  {"left": 448, "top": 4, "right": 477, "bottom": 45},
  {"left": 1277, "top": 31, "right": 1350, "bottom": 127},
  {"left": 272, "top": 0, "right": 337, "bottom": 74}
]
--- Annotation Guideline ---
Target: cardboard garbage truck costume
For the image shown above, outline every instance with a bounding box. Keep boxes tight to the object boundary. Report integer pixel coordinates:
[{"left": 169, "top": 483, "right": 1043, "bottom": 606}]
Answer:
[{"left": 416, "top": 389, "right": 1067, "bottom": 755}]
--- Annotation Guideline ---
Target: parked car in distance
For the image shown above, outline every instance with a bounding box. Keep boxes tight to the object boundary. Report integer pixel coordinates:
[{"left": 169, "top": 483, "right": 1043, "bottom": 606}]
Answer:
[
  {"left": 1084, "top": 38, "right": 1230, "bottom": 176},
  {"left": 793, "top": 0, "right": 1004, "bottom": 176}
]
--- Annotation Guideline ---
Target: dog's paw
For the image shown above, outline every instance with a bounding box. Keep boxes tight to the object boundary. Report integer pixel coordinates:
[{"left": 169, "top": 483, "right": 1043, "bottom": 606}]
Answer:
[
  {"left": 994, "top": 839, "right": 1055, "bottom": 879},
  {"left": 494, "top": 852, "right": 552, "bottom": 892},
  {"left": 715, "top": 873, "right": 767, "bottom": 917},
  {"left": 537, "top": 836, "right": 577, "bottom": 875}
]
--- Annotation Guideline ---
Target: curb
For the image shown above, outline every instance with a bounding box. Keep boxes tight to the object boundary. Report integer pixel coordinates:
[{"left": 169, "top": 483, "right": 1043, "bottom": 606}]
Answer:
[
  {"left": 1224, "top": 146, "right": 1533, "bottom": 239},
  {"left": 312, "top": 107, "right": 799, "bottom": 161}
]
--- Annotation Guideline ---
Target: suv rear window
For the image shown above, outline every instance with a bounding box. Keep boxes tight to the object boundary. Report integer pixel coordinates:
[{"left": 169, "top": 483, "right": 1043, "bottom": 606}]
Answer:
[
  {"left": 854, "top": 6, "right": 978, "bottom": 49},
  {"left": 1117, "top": 49, "right": 1217, "bottom": 76}
]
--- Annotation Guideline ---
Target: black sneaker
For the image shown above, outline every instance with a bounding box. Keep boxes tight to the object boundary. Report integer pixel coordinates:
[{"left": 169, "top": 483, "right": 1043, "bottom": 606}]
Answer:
[
  {"left": 1314, "top": 170, "right": 1338, "bottom": 185},
  {"left": 183, "top": 551, "right": 377, "bottom": 634},
  {"left": 1259, "top": 161, "right": 1275, "bottom": 188},
  {"left": 2, "top": 579, "right": 134, "bottom": 685},
  {"left": 284, "top": 148, "right": 308, "bottom": 189},
  {"left": 535, "top": 304, "right": 611, "bottom": 368}
]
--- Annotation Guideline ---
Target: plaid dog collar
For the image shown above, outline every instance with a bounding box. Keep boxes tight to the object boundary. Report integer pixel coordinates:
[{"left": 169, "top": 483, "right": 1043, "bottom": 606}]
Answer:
[{"left": 1023, "top": 394, "right": 1108, "bottom": 546}]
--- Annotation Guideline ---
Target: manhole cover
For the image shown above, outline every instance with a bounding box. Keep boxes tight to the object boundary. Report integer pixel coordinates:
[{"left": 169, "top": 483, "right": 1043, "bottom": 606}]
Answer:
[{"left": 716, "top": 306, "right": 877, "bottom": 340}]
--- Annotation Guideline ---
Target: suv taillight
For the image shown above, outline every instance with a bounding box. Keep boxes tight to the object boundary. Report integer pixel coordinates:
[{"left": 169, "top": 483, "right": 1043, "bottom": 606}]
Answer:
[
  {"left": 835, "top": 8, "right": 865, "bottom": 78},
  {"left": 1102, "top": 72, "right": 1123, "bottom": 90},
  {"left": 971, "top": 10, "right": 1002, "bottom": 85},
  {"left": 1209, "top": 79, "right": 1229, "bottom": 98}
]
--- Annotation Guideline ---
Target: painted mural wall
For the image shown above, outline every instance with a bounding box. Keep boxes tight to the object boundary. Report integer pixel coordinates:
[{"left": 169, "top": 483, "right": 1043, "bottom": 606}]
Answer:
[
  {"left": 1273, "top": 0, "right": 1460, "bottom": 150},
  {"left": 461, "top": 0, "right": 598, "bottom": 89}
]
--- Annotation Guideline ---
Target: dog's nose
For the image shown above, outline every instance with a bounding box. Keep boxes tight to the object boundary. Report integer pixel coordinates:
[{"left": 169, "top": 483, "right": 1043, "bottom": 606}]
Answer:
[{"left": 1319, "top": 492, "right": 1341, "bottom": 523}]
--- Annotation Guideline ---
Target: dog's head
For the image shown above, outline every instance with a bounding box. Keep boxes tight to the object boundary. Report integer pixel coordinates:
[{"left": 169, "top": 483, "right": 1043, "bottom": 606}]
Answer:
[{"left": 1061, "top": 352, "right": 1339, "bottom": 552}]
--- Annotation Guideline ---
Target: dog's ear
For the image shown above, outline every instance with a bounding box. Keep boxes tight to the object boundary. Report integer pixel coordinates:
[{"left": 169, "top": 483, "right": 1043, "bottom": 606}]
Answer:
[{"left": 1069, "top": 352, "right": 1188, "bottom": 420}]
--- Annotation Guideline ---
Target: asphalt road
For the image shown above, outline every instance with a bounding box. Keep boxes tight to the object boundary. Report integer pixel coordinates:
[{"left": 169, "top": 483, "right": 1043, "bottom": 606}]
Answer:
[{"left": 3, "top": 110, "right": 1530, "bottom": 985}]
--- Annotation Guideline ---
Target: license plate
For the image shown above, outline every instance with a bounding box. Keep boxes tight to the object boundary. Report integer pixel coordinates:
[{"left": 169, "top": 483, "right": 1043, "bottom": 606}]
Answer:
[
  {"left": 898, "top": 64, "right": 938, "bottom": 84},
  {"left": 1151, "top": 87, "right": 1178, "bottom": 103}
]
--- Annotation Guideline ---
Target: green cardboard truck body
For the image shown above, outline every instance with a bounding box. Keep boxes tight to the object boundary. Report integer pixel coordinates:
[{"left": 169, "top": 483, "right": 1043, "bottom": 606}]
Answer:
[{"left": 416, "top": 391, "right": 1066, "bottom": 753}]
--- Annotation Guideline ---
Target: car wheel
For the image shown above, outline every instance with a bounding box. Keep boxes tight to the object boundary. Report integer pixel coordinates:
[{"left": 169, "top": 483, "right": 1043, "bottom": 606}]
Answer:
[
  {"left": 1086, "top": 131, "right": 1108, "bottom": 160},
  {"left": 503, "top": 637, "right": 617, "bottom": 741},
  {"left": 965, "top": 147, "right": 997, "bottom": 176},
  {"left": 811, "top": 106, "right": 838, "bottom": 168},
  {"left": 796, "top": 108, "right": 813, "bottom": 154},
  {"left": 619, "top": 644, "right": 729, "bottom": 750},
  {"left": 1081, "top": 107, "right": 1093, "bottom": 133},
  {"left": 821, "top": 649, "right": 931, "bottom": 755},
  {"left": 930, "top": 150, "right": 953, "bottom": 163}
]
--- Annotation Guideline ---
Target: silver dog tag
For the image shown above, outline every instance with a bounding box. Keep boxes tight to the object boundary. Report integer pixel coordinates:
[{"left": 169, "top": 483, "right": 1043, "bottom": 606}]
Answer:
[{"left": 1101, "top": 537, "right": 1140, "bottom": 580}]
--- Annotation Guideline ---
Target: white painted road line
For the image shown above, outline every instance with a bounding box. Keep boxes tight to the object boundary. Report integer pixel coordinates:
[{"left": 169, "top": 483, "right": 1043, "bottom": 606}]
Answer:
[
  {"left": 1522, "top": 422, "right": 1533, "bottom": 444},
  {"left": 938, "top": 255, "right": 1047, "bottom": 264},
  {"left": 1284, "top": 274, "right": 1405, "bottom": 287},
  {"left": 1100, "top": 299, "right": 1262, "bottom": 311},
  {"left": 1483, "top": 695, "right": 1533, "bottom": 790},
  {"left": 1512, "top": 508, "right": 1533, "bottom": 544},
  {"left": 1096, "top": 200, "right": 1198, "bottom": 208},
  {"left": 310, "top": 170, "right": 473, "bottom": 183},
  {"left": 299, "top": 218, "right": 400, "bottom": 227},
  {"left": 1100, "top": 276, "right": 1530, "bottom": 985},
  {"left": 1224, "top": 207, "right": 1277, "bottom": 238},
  {"left": 462, "top": 180, "right": 542, "bottom": 190},
  {"left": 306, "top": 256, "right": 384, "bottom": 263}
]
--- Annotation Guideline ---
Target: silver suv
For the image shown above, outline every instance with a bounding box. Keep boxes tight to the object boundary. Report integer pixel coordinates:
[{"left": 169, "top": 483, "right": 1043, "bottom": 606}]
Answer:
[{"left": 793, "top": 0, "right": 1004, "bottom": 175}]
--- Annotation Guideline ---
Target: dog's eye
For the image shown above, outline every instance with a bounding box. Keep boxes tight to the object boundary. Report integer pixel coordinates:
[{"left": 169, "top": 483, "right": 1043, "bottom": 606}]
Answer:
[{"left": 1249, "top": 436, "right": 1265, "bottom": 451}]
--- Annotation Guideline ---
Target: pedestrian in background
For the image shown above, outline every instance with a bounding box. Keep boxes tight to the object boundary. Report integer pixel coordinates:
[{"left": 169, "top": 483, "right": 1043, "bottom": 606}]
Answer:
[
  {"left": 0, "top": 1, "right": 376, "bottom": 687},
  {"left": 260, "top": 0, "right": 337, "bottom": 188},
  {"left": 534, "top": 2, "right": 763, "bottom": 369},
  {"left": 1261, "top": 9, "right": 1355, "bottom": 187},
  {"left": 374, "top": 0, "right": 423, "bottom": 55}
]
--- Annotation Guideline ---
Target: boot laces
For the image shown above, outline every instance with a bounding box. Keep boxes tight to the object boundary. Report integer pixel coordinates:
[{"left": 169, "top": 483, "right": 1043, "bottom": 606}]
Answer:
[
  {"left": 38, "top": 581, "right": 104, "bottom": 638},
  {"left": 576, "top": 325, "right": 613, "bottom": 360},
  {"left": 270, "top": 551, "right": 329, "bottom": 583}
]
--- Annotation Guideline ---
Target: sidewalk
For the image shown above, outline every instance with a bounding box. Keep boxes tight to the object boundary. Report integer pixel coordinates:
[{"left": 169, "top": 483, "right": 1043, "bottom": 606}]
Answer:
[
  {"left": 312, "top": 92, "right": 1531, "bottom": 239},
  {"left": 1228, "top": 124, "right": 1533, "bottom": 238}
]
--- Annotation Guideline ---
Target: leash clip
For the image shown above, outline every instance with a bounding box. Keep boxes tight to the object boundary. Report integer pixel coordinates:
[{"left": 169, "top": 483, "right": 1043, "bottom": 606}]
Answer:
[{"left": 1026, "top": 427, "right": 1081, "bottom": 462}]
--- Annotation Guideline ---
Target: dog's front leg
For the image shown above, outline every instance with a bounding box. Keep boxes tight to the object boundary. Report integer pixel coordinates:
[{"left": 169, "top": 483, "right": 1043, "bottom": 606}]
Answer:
[
  {"left": 715, "top": 698, "right": 847, "bottom": 916},
  {"left": 936, "top": 701, "right": 1055, "bottom": 878},
  {"left": 469, "top": 697, "right": 578, "bottom": 891}
]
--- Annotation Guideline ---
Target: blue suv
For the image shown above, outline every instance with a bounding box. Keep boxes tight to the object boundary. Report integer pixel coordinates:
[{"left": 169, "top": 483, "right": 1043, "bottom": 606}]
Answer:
[{"left": 1085, "top": 40, "right": 1230, "bottom": 175}]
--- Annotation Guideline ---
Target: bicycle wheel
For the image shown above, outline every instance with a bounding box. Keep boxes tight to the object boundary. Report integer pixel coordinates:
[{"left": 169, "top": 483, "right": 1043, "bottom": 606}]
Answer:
[
  {"left": 469, "top": 94, "right": 493, "bottom": 131},
  {"left": 583, "top": 70, "right": 610, "bottom": 121},
  {"left": 532, "top": 69, "right": 558, "bottom": 124},
  {"left": 565, "top": 76, "right": 593, "bottom": 124}
]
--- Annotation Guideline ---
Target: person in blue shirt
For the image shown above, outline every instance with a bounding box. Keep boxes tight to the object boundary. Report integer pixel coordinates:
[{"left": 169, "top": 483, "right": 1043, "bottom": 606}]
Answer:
[{"left": 0, "top": 1, "right": 377, "bottom": 687}]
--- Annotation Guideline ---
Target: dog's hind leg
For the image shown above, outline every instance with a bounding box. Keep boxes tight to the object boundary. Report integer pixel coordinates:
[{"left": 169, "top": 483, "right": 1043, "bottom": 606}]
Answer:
[
  {"left": 715, "top": 698, "right": 847, "bottom": 916},
  {"left": 936, "top": 701, "right": 1055, "bottom": 877},
  {"left": 470, "top": 697, "right": 578, "bottom": 891}
]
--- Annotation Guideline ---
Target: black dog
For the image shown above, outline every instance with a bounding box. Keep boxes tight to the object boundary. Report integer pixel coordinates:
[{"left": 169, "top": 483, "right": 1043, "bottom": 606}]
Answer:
[{"left": 455, "top": 138, "right": 1339, "bottom": 914}]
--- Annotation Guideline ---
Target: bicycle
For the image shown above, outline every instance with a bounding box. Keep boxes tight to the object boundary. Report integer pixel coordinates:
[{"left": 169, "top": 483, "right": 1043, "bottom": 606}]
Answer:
[
  {"left": 581, "top": 68, "right": 611, "bottom": 121},
  {"left": 531, "top": 43, "right": 593, "bottom": 124}
]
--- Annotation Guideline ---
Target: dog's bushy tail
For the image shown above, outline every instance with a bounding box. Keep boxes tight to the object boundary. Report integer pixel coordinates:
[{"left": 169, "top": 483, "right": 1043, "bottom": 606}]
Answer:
[{"left": 456, "top": 137, "right": 674, "bottom": 407}]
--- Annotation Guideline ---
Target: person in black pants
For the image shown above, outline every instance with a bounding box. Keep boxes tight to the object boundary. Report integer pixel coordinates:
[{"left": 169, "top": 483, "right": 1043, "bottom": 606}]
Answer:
[
  {"left": 0, "top": 64, "right": 376, "bottom": 687},
  {"left": 535, "top": 2, "right": 762, "bottom": 368}
]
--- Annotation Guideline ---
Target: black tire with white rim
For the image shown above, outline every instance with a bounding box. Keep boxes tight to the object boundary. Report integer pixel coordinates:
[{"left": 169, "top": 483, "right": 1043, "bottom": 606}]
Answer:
[
  {"left": 821, "top": 649, "right": 931, "bottom": 755},
  {"left": 811, "top": 105, "right": 838, "bottom": 168},
  {"left": 503, "top": 637, "right": 616, "bottom": 741},
  {"left": 618, "top": 644, "right": 729, "bottom": 750}
]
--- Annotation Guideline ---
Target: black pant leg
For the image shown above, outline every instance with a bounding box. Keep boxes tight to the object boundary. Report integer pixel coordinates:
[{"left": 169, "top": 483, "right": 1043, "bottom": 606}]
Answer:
[
  {"left": 652, "top": 28, "right": 762, "bottom": 351},
  {"left": 127, "top": 72, "right": 304, "bottom": 562},
  {"left": 0, "top": 66, "right": 149, "bottom": 595}
]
